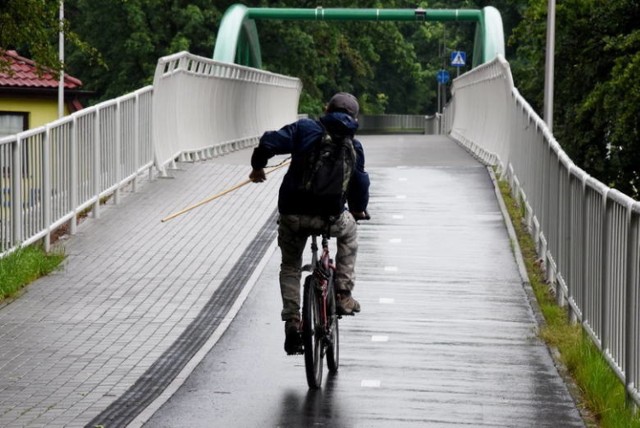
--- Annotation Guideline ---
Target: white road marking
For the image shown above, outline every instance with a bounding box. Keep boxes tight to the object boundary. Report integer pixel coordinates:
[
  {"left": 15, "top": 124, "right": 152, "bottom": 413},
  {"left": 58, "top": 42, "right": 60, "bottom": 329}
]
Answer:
[
  {"left": 361, "top": 379, "right": 382, "bottom": 388},
  {"left": 372, "top": 335, "right": 389, "bottom": 342},
  {"left": 392, "top": 214, "right": 404, "bottom": 220},
  {"left": 379, "top": 298, "right": 395, "bottom": 304},
  {"left": 384, "top": 266, "right": 398, "bottom": 272},
  {"left": 389, "top": 238, "right": 402, "bottom": 244}
]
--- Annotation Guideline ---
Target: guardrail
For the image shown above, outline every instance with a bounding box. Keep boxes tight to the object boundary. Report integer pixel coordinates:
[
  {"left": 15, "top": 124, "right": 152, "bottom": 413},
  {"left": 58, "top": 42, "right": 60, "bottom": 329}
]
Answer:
[
  {"left": 152, "top": 51, "right": 302, "bottom": 173},
  {"left": 0, "top": 87, "right": 154, "bottom": 256},
  {"left": 448, "top": 55, "right": 640, "bottom": 410},
  {"left": 0, "top": 51, "right": 302, "bottom": 257},
  {"left": 357, "top": 114, "right": 440, "bottom": 134}
]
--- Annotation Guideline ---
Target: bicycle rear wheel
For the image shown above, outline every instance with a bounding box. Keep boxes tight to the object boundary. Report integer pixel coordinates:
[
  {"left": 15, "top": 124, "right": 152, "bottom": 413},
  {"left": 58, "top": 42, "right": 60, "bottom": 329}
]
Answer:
[
  {"left": 326, "top": 277, "right": 339, "bottom": 373},
  {"left": 302, "top": 275, "right": 323, "bottom": 389}
]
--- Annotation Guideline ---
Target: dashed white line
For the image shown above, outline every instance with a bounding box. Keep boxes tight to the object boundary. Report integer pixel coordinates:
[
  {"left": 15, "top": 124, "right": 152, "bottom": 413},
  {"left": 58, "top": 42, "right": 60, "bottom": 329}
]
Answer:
[
  {"left": 384, "top": 266, "right": 398, "bottom": 272},
  {"left": 379, "top": 298, "right": 395, "bottom": 304},
  {"left": 372, "top": 335, "right": 389, "bottom": 342},
  {"left": 361, "top": 379, "right": 382, "bottom": 388},
  {"left": 389, "top": 238, "right": 402, "bottom": 244},
  {"left": 392, "top": 214, "right": 404, "bottom": 219}
]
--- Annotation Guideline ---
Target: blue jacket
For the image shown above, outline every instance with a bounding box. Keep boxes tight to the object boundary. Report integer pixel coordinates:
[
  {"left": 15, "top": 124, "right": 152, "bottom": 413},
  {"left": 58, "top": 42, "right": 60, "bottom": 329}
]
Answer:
[{"left": 251, "top": 112, "right": 370, "bottom": 216}]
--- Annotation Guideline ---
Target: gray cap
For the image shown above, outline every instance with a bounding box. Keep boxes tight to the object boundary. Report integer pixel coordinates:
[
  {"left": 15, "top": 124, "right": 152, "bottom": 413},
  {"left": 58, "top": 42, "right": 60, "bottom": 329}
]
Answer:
[{"left": 327, "top": 92, "right": 359, "bottom": 118}]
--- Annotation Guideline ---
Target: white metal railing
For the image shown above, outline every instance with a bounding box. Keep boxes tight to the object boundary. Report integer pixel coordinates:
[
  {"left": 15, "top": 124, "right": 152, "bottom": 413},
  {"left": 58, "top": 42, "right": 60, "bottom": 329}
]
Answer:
[
  {"left": 358, "top": 114, "right": 439, "bottom": 134},
  {"left": 447, "top": 55, "right": 640, "bottom": 409},
  {"left": 151, "top": 51, "right": 302, "bottom": 173},
  {"left": 0, "top": 51, "right": 302, "bottom": 257},
  {"left": 0, "top": 87, "right": 154, "bottom": 256}
]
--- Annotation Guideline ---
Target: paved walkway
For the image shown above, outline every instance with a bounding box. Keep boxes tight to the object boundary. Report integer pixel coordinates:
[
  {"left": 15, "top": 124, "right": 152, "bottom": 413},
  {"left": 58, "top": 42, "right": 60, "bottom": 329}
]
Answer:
[
  {"left": 0, "top": 135, "right": 585, "bottom": 427},
  {"left": 0, "top": 148, "right": 286, "bottom": 427}
]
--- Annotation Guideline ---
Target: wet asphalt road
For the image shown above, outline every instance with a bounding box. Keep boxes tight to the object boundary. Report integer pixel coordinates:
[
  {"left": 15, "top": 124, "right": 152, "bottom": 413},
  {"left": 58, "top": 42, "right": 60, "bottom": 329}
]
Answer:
[{"left": 144, "top": 135, "right": 584, "bottom": 427}]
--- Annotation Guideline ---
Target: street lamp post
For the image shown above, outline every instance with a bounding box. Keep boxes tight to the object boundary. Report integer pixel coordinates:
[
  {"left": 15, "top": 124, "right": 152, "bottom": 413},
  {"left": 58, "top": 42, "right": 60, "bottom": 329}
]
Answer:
[
  {"left": 58, "top": 0, "right": 64, "bottom": 119},
  {"left": 543, "top": 0, "right": 556, "bottom": 132}
]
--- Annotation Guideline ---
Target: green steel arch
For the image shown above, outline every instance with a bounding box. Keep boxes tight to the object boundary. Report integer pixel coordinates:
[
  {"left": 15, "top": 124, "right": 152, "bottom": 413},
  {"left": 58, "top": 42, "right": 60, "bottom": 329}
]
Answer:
[{"left": 213, "top": 4, "right": 505, "bottom": 69}]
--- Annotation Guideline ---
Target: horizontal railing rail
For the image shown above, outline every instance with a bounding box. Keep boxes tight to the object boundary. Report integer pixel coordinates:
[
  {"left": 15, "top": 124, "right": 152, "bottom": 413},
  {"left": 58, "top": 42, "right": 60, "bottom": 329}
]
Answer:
[{"left": 448, "top": 55, "right": 640, "bottom": 410}]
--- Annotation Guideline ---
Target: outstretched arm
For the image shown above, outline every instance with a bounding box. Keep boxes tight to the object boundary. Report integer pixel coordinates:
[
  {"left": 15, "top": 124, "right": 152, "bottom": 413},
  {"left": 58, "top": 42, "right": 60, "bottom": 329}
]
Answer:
[{"left": 249, "top": 121, "right": 301, "bottom": 183}]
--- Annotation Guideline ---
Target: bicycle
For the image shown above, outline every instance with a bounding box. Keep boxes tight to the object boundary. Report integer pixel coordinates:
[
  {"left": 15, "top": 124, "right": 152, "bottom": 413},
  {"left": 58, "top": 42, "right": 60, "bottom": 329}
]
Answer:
[
  {"left": 301, "top": 232, "right": 341, "bottom": 389},
  {"left": 300, "top": 212, "right": 369, "bottom": 389}
]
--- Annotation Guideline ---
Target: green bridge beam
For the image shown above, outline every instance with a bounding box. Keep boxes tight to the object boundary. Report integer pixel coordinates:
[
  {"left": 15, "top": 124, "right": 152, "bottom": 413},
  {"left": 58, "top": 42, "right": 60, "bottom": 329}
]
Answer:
[
  {"left": 246, "top": 8, "right": 481, "bottom": 22},
  {"left": 213, "top": 5, "right": 504, "bottom": 69}
]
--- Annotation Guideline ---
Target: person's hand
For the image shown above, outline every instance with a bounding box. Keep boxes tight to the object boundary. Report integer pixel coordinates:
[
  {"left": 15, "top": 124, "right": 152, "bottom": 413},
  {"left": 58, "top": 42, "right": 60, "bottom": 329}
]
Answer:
[
  {"left": 350, "top": 211, "right": 370, "bottom": 220},
  {"left": 249, "top": 168, "right": 266, "bottom": 183}
]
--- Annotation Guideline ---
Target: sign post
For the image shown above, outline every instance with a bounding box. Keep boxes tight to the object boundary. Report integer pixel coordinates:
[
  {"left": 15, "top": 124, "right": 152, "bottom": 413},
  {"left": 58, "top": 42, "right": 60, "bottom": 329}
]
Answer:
[
  {"left": 436, "top": 69, "right": 450, "bottom": 114},
  {"left": 450, "top": 50, "right": 466, "bottom": 77}
]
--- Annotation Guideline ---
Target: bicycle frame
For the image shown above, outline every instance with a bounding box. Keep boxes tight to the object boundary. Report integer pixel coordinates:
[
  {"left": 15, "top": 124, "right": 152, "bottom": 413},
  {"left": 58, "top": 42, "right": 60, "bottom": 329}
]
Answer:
[{"left": 312, "top": 235, "right": 334, "bottom": 333}]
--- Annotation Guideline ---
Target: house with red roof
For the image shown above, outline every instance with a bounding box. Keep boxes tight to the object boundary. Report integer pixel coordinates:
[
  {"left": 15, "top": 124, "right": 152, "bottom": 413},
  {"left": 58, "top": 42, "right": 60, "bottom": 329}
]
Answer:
[{"left": 0, "top": 50, "right": 90, "bottom": 138}]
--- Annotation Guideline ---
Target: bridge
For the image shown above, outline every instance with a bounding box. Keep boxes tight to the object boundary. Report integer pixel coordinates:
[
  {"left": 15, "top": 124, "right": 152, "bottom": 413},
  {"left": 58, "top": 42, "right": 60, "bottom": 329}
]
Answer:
[{"left": 0, "top": 6, "right": 639, "bottom": 427}]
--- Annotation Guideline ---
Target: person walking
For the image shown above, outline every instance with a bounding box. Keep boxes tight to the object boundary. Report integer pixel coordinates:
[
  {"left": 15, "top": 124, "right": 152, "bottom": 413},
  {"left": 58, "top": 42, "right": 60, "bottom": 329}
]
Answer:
[{"left": 249, "top": 92, "right": 370, "bottom": 354}]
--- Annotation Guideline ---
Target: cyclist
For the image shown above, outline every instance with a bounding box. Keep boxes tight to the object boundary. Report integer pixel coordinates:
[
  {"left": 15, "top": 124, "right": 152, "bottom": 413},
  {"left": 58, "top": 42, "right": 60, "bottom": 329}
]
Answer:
[{"left": 249, "top": 92, "right": 370, "bottom": 354}]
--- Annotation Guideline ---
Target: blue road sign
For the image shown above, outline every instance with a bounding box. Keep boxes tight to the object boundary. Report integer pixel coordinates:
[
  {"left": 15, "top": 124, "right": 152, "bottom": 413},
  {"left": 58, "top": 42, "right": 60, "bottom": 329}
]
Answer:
[
  {"left": 450, "top": 51, "right": 466, "bottom": 67},
  {"left": 436, "top": 69, "right": 450, "bottom": 84}
]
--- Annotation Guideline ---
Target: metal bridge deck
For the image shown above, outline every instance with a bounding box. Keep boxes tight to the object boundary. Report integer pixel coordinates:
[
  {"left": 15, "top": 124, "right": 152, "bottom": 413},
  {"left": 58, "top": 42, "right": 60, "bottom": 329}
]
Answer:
[{"left": 0, "top": 135, "right": 584, "bottom": 427}]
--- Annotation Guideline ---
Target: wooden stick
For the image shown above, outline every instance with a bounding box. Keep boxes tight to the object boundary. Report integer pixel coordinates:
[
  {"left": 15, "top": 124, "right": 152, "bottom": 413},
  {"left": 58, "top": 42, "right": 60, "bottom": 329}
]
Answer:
[{"left": 161, "top": 160, "right": 290, "bottom": 223}]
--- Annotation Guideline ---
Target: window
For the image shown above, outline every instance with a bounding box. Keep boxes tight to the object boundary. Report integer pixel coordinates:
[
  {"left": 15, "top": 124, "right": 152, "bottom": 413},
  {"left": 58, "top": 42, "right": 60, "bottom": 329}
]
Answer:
[{"left": 0, "top": 112, "right": 28, "bottom": 138}]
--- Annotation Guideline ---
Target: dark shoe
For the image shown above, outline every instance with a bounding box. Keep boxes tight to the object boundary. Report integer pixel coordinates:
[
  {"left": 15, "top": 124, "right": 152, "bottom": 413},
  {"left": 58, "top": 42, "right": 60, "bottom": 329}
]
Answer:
[
  {"left": 284, "top": 319, "right": 303, "bottom": 355},
  {"left": 337, "top": 294, "right": 361, "bottom": 315}
]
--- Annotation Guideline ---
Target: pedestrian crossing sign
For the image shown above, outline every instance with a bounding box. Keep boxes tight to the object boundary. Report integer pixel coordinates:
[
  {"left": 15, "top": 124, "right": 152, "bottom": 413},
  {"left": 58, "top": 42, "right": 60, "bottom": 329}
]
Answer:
[{"left": 450, "top": 51, "right": 466, "bottom": 67}]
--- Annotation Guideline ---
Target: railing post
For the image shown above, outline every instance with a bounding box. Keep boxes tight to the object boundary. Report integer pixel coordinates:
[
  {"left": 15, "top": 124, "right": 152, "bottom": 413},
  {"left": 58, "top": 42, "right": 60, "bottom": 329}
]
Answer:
[
  {"left": 43, "top": 126, "right": 51, "bottom": 252},
  {"left": 115, "top": 100, "right": 121, "bottom": 204},
  {"left": 580, "top": 176, "right": 588, "bottom": 329},
  {"left": 540, "top": 132, "right": 550, "bottom": 276},
  {"left": 70, "top": 116, "right": 78, "bottom": 235},
  {"left": 626, "top": 206, "right": 639, "bottom": 412},
  {"left": 133, "top": 92, "right": 140, "bottom": 192},
  {"left": 559, "top": 162, "right": 569, "bottom": 311},
  {"left": 11, "top": 137, "right": 22, "bottom": 246},
  {"left": 554, "top": 154, "right": 563, "bottom": 307},
  {"left": 93, "top": 109, "right": 101, "bottom": 219},
  {"left": 567, "top": 170, "right": 577, "bottom": 325},
  {"left": 602, "top": 193, "right": 611, "bottom": 354}
]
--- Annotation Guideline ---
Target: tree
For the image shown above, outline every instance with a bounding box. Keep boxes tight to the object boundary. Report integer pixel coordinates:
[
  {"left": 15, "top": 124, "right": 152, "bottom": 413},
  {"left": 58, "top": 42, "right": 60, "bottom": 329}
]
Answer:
[
  {"left": 511, "top": 0, "right": 640, "bottom": 198},
  {"left": 0, "top": 0, "right": 100, "bottom": 76},
  {"left": 0, "top": 0, "right": 60, "bottom": 73},
  {"left": 65, "top": 0, "right": 220, "bottom": 102}
]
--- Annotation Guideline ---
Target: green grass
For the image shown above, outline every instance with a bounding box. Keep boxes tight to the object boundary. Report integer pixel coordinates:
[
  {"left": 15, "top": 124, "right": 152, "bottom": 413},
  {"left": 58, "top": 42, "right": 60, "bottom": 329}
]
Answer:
[
  {"left": 0, "top": 246, "right": 65, "bottom": 301},
  {"left": 498, "top": 178, "right": 640, "bottom": 428}
]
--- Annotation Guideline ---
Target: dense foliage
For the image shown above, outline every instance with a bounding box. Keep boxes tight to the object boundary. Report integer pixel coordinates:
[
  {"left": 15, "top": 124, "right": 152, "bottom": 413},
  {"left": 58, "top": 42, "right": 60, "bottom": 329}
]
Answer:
[
  {"left": 511, "top": 0, "right": 640, "bottom": 196},
  {"left": 61, "top": 0, "right": 518, "bottom": 114},
  {"left": 1, "top": 0, "right": 638, "bottom": 197}
]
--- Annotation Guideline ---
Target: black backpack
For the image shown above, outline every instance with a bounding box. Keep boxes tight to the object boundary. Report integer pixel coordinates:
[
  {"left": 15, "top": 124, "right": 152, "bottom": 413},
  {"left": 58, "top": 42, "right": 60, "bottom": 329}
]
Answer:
[{"left": 300, "top": 129, "right": 356, "bottom": 216}]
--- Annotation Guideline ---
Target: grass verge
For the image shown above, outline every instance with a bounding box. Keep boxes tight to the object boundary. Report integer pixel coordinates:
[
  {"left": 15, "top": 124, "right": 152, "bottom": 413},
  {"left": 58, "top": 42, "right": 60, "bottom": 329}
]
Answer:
[
  {"left": 0, "top": 246, "right": 65, "bottom": 301},
  {"left": 497, "top": 178, "right": 640, "bottom": 428}
]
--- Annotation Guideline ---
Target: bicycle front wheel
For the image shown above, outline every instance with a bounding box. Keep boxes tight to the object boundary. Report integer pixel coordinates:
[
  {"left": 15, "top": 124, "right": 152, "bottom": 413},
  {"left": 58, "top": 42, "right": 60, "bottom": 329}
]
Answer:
[{"left": 302, "top": 275, "right": 323, "bottom": 389}]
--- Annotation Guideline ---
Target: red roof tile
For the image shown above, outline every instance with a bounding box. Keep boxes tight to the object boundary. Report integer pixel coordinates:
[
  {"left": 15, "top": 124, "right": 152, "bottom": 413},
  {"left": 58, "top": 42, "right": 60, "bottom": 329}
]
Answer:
[{"left": 0, "top": 50, "right": 82, "bottom": 89}]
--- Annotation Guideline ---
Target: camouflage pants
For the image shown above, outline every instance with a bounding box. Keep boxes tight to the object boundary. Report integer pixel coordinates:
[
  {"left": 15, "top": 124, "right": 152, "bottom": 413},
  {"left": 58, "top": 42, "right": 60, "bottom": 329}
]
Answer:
[{"left": 277, "top": 211, "right": 358, "bottom": 321}]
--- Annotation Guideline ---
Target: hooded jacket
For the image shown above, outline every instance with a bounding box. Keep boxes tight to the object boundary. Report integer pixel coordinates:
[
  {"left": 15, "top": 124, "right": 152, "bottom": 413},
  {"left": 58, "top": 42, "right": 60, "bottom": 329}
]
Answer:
[{"left": 251, "top": 112, "right": 370, "bottom": 216}]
